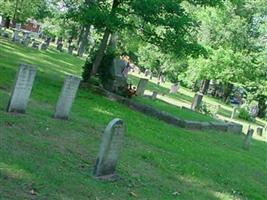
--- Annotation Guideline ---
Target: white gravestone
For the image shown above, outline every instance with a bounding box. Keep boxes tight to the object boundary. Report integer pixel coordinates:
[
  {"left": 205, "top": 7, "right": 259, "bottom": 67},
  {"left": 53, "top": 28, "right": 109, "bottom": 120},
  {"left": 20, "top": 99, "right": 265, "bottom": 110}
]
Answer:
[
  {"left": 136, "top": 78, "right": 148, "bottom": 96},
  {"left": 54, "top": 75, "right": 81, "bottom": 119},
  {"left": 94, "top": 118, "right": 124, "bottom": 179},
  {"left": 170, "top": 83, "right": 179, "bottom": 94},
  {"left": 7, "top": 64, "right": 36, "bottom": 113},
  {"left": 191, "top": 92, "right": 203, "bottom": 111}
]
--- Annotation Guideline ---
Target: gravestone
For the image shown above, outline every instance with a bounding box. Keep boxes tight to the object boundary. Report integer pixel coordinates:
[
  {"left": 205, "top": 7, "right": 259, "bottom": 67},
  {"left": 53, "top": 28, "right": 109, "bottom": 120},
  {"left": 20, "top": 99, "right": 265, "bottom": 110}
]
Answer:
[
  {"left": 231, "top": 106, "right": 238, "bottom": 119},
  {"left": 31, "top": 41, "right": 39, "bottom": 49},
  {"left": 170, "top": 83, "right": 179, "bottom": 94},
  {"left": 151, "top": 91, "right": 157, "bottom": 100},
  {"left": 249, "top": 105, "right": 259, "bottom": 118},
  {"left": 191, "top": 92, "right": 203, "bottom": 111},
  {"left": 2, "top": 32, "right": 9, "bottom": 38},
  {"left": 54, "top": 75, "right": 81, "bottom": 119},
  {"left": 94, "top": 118, "right": 124, "bottom": 179},
  {"left": 21, "top": 32, "right": 31, "bottom": 46},
  {"left": 7, "top": 64, "right": 36, "bottom": 113},
  {"left": 12, "top": 23, "right": 21, "bottom": 42},
  {"left": 243, "top": 128, "right": 254, "bottom": 150},
  {"left": 102, "top": 58, "right": 128, "bottom": 93},
  {"left": 136, "top": 78, "right": 148, "bottom": 96},
  {"left": 68, "top": 45, "right": 74, "bottom": 55},
  {"left": 40, "top": 42, "right": 48, "bottom": 50},
  {"left": 57, "top": 42, "right": 63, "bottom": 52},
  {"left": 256, "top": 127, "right": 263, "bottom": 136},
  {"left": 227, "top": 122, "right": 243, "bottom": 134}
]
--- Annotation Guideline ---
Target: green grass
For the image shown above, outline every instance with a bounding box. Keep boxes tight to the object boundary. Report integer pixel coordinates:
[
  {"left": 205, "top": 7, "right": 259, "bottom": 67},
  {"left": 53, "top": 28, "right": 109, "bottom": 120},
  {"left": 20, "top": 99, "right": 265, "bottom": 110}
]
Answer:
[{"left": 1, "top": 37, "right": 267, "bottom": 200}]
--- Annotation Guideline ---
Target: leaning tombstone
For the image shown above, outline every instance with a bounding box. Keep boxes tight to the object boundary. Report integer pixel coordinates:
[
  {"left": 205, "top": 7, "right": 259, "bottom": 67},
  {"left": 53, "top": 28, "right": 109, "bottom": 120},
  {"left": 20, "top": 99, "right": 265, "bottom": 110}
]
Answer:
[
  {"left": 256, "top": 127, "right": 263, "bottom": 136},
  {"left": 136, "top": 78, "right": 148, "bottom": 96},
  {"left": 7, "top": 64, "right": 36, "bottom": 113},
  {"left": 94, "top": 118, "right": 124, "bottom": 180},
  {"left": 54, "top": 75, "right": 81, "bottom": 119},
  {"left": 243, "top": 128, "right": 254, "bottom": 150},
  {"left": 191, "top": 92, "right": 203, "bottom": 111}
]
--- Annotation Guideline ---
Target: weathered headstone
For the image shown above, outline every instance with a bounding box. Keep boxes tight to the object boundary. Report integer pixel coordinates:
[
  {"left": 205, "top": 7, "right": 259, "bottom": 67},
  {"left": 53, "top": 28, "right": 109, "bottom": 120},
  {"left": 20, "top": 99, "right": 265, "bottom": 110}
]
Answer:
[
  {"left": 21, "top": 32, "right": 31, "bottom": 46},
  {"left": 68, "top": 45, "right": 74, "bottom": 55},
  {"left": 7, "top": 64, "right": 36, "bottom": 113},
  {"left": 54, "top": 75, "right": 81, "bottom": 119},
  {"left": 170, "top": 83, "right": 179, "bottom": 94},
  {"left": 12, "top": 23, "right": 21, "bottom": 42},
  {"left": 151, "top": 91, "right": 157, "bottom": 100},
  {"left": 2, "top": 32, "right": 9, "bottom": 38},
  {"left": 102, "top": 58, "right": 128, "bottom": 93},
  {"left": 40, "top": 42, "right": 48, "bottom": 50},
  {"left": 136, "top": 78, "right": 148, "bottom": 96},
  {"left": 94, "top": 118, "right": 124, "bottom": 180},
  {"left": 57, "top": 42, "right": 63, "bottom": 52},
  {"left": 191, "top": 92, "right": 203, "bottom": 111},
  {"left": 256, "top": 127, "right": 263, "bottom": 136},
  {"left": 243, "top": 128, "right": 254, "bottom": 150},
  {"left": 31, "top": 41, "right": 39, "bottom": 49},
  {"left": 227, "top": 122, "right": 243, "bottom": 134}
]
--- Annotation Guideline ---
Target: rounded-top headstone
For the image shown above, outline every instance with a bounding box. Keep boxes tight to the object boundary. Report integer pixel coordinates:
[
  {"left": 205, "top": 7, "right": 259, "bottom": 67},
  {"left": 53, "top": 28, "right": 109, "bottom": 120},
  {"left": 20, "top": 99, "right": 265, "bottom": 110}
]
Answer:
[{"left": 94, "top": 118, "right": 124, "bottom": 179}]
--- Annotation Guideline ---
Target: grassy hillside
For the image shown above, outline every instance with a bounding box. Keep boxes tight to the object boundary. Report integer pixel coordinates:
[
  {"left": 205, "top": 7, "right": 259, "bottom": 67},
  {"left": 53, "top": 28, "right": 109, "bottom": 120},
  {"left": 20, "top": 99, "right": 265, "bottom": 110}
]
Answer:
[{"left": 0, "top": 37, "right": 267, "bottom": 200}]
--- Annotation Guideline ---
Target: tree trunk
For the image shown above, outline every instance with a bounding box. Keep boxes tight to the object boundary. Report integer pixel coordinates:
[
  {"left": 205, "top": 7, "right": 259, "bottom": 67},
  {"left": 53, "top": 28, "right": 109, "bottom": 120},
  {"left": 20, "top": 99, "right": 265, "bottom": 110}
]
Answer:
[
  {"left": 223, "top": 82, "right": 233, "bottom": 102},
  {"left": 257, "top": 95, "right": 267, "bottom": 118},
  {"left": 90, "top": 28, "right": 111, "bottom": 75},
  {"left": 200, "top": 80, "right": 210, "bottom": 94},
  {"left": 77, "top": 25, "right": 90, "bottom": 57},
  {"left": 77, "top": 26, "right": 85, "bottom": 47},
  {"left": 90, "top": 0, "right": 120, "bottom": 76}
]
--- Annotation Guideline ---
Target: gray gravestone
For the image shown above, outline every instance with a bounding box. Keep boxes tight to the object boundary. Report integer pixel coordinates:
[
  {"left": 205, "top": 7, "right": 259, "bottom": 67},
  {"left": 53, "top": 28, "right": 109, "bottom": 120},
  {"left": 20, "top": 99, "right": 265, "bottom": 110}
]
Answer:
[
  {"left": 54, "top": 75, "right": 81, "bottom": 119},
  {"left": 243, "top": 128, "right": 254, "bottom": 150},
  {"left": 256, "top": 127, "right": 263, "bottom": 136},
  {"left": 7, "top": 64, "right": 36, "bottom": 113},
  {"left": 40, "top": 42, "right": 48, "bottom": 50},
  {"left": 12, "top": 23, "right": 21, "bottom": 42},
  {"left": 68, "top": 46, "right": 74, "bottom": 55},
  {"left": 94, "top": 118, "right": 124, "bottom": 179},
  {"left": 191, "top": 92, "right": 203, "bottom": 111},
  {"left": 227, "top": 122, "right": 243, "bottom": 134},
  {"left": 136, "top": 78, "right": 148, "bottom": 96},
  {"left": 102, "top": 58, "right": 128, "bottom": 92},
  {"left": 151, "top": 91, "right": 157, "bottom": 100}
]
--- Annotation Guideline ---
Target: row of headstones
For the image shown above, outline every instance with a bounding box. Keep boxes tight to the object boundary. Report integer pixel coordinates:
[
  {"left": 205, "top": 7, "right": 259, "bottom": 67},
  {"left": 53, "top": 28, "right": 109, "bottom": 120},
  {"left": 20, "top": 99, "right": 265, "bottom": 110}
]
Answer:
[
  {"left": 5, "top": 64, "right": 124, "bottom": 179},
  {"left": 0, "top": 24, "right": 74, "bottom": 55},
  {"left": 6, "top": 64, "right": 80, "bottom": 119}
]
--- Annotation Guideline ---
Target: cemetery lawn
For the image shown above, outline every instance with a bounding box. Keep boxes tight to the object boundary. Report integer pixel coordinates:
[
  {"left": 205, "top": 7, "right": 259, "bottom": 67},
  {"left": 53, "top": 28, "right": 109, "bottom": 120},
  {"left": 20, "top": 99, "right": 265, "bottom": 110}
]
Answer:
[{"left": 1, "top": 37, "right": 267, "bottom": 200}]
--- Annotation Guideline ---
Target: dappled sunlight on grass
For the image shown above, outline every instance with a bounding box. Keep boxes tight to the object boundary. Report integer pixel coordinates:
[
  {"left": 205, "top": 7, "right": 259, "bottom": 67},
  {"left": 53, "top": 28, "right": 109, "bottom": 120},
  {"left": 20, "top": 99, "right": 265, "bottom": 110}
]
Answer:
[
  {"left": 0, "top": 162, "right": 33, "bottom": 180},
  {"left": 92, "top": 107, "right": 114, "bottom": 117}
]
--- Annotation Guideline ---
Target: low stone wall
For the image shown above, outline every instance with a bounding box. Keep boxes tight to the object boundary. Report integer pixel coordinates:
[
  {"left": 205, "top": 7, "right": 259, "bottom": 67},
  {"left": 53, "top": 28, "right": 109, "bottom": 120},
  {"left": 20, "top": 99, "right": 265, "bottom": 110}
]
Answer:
[{"left": 92, "top": 86, "right": 243, "bottom": 134}]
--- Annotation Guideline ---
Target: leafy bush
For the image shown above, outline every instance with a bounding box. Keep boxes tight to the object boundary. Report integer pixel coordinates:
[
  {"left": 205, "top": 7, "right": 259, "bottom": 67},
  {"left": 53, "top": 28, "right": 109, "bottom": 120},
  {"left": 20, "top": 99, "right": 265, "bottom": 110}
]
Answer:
[
  {"left": 238, "top": 107, "right": 254, "bottom": 122},
  {"left": 197, "top": 102, "right": 212, "bottom": 116}
]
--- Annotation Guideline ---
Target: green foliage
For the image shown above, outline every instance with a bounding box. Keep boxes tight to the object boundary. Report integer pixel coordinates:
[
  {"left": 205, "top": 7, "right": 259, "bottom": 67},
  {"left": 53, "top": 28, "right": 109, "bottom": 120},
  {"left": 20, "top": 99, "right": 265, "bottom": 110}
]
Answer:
[{"left": 238, "top": 107, "right": 254, "bottom": 122}]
